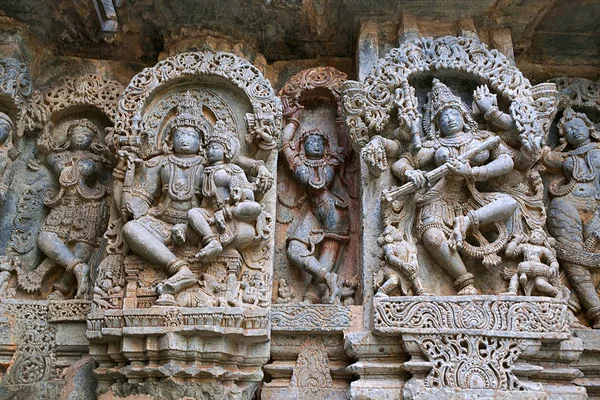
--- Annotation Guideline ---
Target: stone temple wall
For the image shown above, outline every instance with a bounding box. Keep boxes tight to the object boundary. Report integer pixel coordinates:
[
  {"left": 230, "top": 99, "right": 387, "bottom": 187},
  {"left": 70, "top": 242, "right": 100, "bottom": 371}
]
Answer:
[{"left": 0, "top": 5, "right": 597, "bottom": 400}]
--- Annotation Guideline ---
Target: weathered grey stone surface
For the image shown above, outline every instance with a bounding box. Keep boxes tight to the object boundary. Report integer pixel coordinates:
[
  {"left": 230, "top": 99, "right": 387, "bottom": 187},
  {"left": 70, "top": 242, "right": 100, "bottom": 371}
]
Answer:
[{"left": 0, "top": 2, "right": 596, "bottom": 399}]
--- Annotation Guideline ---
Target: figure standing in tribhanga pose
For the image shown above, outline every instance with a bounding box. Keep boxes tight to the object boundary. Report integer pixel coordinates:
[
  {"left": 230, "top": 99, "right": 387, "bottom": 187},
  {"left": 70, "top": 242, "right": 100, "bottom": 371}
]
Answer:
[
  {"left": 121, "top": 92, "right": 271, "bottom": 305},
  {"left": 280, "top": 99, "right": 351, "bottom": 304},
  {"left": 36, "top": 119, "right": 111, "bottom": 299},
  {"left": 544, "top": 108, "right": 600, "bottom": 327},
  {"left": 365, "top": 79, "right": 518, "bottom": 295}
]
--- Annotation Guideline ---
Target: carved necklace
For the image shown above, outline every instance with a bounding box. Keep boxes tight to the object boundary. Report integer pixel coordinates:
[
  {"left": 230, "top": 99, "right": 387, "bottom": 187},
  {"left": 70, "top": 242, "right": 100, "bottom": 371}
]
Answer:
[
  {"left": 167, "top": 162, "right": 200, "bottom": 201},
  {"left": 168, "top": 154, "right": 204, "bottom": 168},
  {"left": 439, "top": 130, "right": 473, "bottom": 148},
  {"left": 299, "top": 153, "right": 331, "bottom": 190},
  {"left": 568, "top": 143, "right": 597, "bottom": 182}
]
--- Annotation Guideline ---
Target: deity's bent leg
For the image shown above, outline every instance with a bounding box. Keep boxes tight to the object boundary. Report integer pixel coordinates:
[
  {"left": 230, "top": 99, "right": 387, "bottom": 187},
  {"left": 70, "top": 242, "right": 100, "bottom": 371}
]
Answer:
[
  {"left": 548, "top": 198, "right": 600, "bottom": 327},
  {"left": 122, "top": 220, "right": 195, "bottom": 299},
  {"left": 187, "top": 209, "right": 223, "bottom": 262},
  {"left": 287, "top": 239, "right": 339, "bottom": 303},
  {"left": 38, "top": 231, "right": 91, "bottom": 299},
  {"left": 470, "top": 195, "right": 518, "bottom": 226},
  {"left": 422, "top": 226, "right": 478, "bottom": 295},
  {"left": 122, "top": 220, "right": 177, "bottom": 266},
  {"left": 452, "top": 194, "right": 517, "bottom": 249}
]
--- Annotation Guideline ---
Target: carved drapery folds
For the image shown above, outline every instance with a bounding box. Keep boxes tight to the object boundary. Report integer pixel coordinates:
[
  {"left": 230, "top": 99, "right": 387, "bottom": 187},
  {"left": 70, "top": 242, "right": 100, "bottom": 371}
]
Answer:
[
  {"left": 87, "top": 50, "right": 280, "bottom": 398},
  {"left": 340, "top": 35, "right": 579, "bottom": 398},
  {"left": 276, "top": 66, "right": 359, "bottom": 306}
]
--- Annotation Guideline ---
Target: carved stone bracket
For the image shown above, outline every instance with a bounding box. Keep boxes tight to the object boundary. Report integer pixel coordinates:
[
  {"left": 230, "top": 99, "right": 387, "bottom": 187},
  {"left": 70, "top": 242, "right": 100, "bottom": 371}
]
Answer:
[{"left": 374, "top": 296, "right": 573, "bottom": 398}]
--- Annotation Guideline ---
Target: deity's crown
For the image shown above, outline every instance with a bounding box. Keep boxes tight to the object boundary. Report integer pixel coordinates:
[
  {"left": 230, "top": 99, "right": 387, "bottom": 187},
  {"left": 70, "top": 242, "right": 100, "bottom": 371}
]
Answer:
[
  {"left": 558, "top": 107, "right": 599, "bottom": 140},
  {"left": 207, "top": 120, "right": 240, "bottom": 162},
  {"left": 171, "top": 91, "right": 211, "bottom": 133},
  {"left": 425, "top": 78, "right": 469, "bottom": 122},
  {"left": 298, "top": 128, "right": 329, "bottom": 145}
]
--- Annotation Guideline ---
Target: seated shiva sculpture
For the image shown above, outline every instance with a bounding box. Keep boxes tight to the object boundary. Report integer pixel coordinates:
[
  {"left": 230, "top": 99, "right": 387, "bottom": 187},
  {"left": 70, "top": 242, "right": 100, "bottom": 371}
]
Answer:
[
  {"left": 365, "top": 79, "right": 518, "bottom": 295},
  {"left": 185, "top": 122, "right": 267, "bottom": 262},
  {"left": 281, "top": 101, "right": 351, "bottom": 304},
  {"left": 38, "top": 119, "right": 111, "bottom": 299},
  {"left": 121, "top": 95, "right": 271, "bottom": 304},
  {"left": 545, "top": 108, "right": 600, "bottom": 327}
]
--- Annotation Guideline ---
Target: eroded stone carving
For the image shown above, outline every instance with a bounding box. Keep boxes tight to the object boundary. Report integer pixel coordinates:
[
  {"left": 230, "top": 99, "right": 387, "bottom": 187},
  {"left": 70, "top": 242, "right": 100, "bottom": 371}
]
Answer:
[
  {"left": 118, "top": 91, "right": 271, "bottom": 307},
  {"left": 16, "top": 118, "right": 112, "bottom": 300},
  {"left": 277, "top": 66, "right": 358, "bottom": 305},
  {"left": 545, "top": 107, "right": 600, "bottom": 328},
  {"left": 290, "top": 335, "right": 333, "bottom": 390},
  {"left": 88, "top": 50, "right": 279, "bottom": 398}
]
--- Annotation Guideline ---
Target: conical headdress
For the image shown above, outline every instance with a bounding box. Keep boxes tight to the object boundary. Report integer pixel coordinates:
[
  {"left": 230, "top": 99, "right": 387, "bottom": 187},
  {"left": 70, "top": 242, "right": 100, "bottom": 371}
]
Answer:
[
  {"left": 171, "top": 91, "right": 212, "bottom": 134},
  {"left": 423, "top": 79, "right": 475, "bottom": 139}
]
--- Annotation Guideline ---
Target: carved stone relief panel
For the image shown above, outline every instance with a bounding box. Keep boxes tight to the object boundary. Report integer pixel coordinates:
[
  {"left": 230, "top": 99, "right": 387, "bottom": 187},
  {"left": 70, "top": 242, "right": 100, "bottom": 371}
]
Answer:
[
  {"left": 87, "top": 50, "right": 281, "bottom": 399},
  {"left": 340, "top": 35, "right": 584, "bottom": 399},
  {"left": 0, "top": 74, "right": 123, "bottom": 304},
  {"left": 276, "top": 66, "right": 359, "bottom": 306},
  {"left": 540, "top": 77, "right": 600, "bottom": 330}
]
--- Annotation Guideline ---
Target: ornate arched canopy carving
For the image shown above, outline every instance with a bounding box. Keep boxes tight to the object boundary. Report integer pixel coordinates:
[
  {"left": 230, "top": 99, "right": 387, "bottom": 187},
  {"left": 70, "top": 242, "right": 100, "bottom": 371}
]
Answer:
[{"left": 341, "top": 36, "right": 555, "bottom": 150}]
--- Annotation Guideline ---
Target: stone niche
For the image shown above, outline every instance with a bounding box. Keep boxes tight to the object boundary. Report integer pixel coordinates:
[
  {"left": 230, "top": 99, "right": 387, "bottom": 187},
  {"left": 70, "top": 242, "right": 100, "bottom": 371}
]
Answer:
[
  {"left": 86, "top": 50, "right": 281, "bottom": 400},
  {"left": 341, "top": 34, "right": 586, "bottom": 399}
]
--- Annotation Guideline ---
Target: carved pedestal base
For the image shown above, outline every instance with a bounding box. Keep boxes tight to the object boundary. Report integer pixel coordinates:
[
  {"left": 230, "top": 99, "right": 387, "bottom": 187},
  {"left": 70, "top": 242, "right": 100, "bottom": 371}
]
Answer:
[
  {"left": 262, "top": 305, "right": 354, "bottom": 400},
  {"left": 372, "top": 295, "right": 585, "bottom": 400},
  {"left": 88, "top": 306, "right": 269, "bottom": 399}
]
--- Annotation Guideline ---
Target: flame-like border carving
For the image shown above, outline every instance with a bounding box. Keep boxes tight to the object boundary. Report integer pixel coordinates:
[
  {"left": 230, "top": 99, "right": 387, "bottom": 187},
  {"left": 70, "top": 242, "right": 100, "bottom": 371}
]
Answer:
[
  {"left": 279, "top": 66, "right": 348, "bottom": 104},
  {"left": 341, "top": 36, "right": 549, "bottom": 149},
  {"left": 549, "top": 77, "right": 600, "bottom": 112},
  {"left": 114, "top": 51, "right": 282, "bottom": 149},
  {"left": 43, "top": 74, "right": 124, "bottom": 123}
]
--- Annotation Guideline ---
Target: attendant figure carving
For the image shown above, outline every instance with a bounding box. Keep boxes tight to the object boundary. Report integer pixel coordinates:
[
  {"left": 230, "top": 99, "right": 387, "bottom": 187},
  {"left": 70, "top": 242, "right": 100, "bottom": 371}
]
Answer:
[
  {"left": 36, "top": 119, "right": 111, "bottom": 299},
  {"left": 545, "top": 108, "right": 600, "bottom": 327},
  {"left": 281, "top": 101, "right": 351, "bottom": 304},
  {"left": 374, "top": 225, "right": 427, "bottom": 296},
  {"left": 503, "top": 229, "right": 562, "bottom": 298}
]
